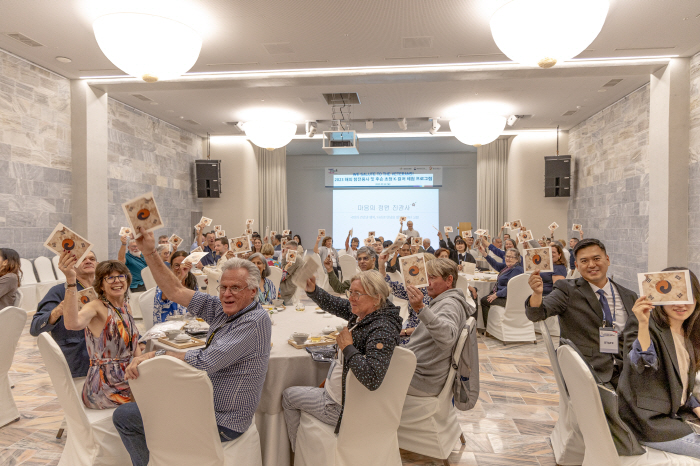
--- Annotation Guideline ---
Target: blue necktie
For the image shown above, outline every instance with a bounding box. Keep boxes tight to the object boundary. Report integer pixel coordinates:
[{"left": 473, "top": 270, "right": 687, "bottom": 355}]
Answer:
[{"left": 596, "top": 289, "right": 614, "bottom": 326}]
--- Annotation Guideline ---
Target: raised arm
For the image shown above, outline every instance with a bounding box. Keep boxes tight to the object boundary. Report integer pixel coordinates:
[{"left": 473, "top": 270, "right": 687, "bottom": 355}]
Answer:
[
  {"left": 134, "top": 227, "right": 196, "bottom": 307},
  {"left": 58, "top": 252, "right": 98, "bottom": 331},
  {"left": 313, "top": 235, "right": 321, "bottom": 254},
  {"left": 117, "top": 236, "right": 127, "bottom": 263},
  {"left": 196, "top": 226, "right": 204, "bottom": 248},
  {"left": 305, "top": 277, "right": 353, "bottom": 320},
  {"left": 525, "top": 273, "right": 569, "bottom": 322}
]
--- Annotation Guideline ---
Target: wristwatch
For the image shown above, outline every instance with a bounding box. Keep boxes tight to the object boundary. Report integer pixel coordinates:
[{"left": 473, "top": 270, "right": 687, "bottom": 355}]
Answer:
[{"left": 155, "top": 350, "right": 166, "bottom": 357}]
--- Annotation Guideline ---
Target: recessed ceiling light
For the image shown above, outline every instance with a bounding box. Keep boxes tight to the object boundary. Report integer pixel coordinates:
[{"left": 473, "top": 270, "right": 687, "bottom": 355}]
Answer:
[{"left": 56, "top": 56, "right": 72, "bottom": 63}]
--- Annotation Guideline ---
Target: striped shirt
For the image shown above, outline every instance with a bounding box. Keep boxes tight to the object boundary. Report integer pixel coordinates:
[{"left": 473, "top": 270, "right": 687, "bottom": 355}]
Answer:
[{"left": 184, "top": 292, "right": 271, "bottom": 432}]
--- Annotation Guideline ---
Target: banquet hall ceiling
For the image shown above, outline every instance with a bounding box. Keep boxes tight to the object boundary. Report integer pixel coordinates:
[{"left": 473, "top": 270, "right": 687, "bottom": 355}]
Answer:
[{"left": 0, "top": 0, "right": 699, "bottom": 137}]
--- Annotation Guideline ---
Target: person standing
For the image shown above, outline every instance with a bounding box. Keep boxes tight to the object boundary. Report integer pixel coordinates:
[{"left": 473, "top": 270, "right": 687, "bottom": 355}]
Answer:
[
  {"left": 400, "top": 220, "right": 420, "bottom": 238},
  {"left": 118, "top": 237, "right": 147, "bottom": 293}
]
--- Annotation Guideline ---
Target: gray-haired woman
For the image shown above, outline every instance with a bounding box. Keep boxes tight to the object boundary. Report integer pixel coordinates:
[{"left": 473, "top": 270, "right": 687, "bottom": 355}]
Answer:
[
  {"left": 248, "top": 252, "right": 277, "bottom": 304},
  {"left": 479, "top": 247, "right": 524, "bottom": 327}
]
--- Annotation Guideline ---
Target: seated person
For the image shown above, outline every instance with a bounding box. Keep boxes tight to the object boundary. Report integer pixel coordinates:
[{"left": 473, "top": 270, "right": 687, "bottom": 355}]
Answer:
[
  {"left": 315, "top": 235, "right": 340, "bottom": 276},
  {"left": 156, "top": 244, "right": 171, "bottom": 267},
  {"left": 423, "top": 238, "right": 435, "bottom": 254},
  {"left": 152, "top": 251, "right": 199, "bottom": 324},
  {"left": 283, "top": 270, "right": 401, "bottom": 450},
  {"left": 483, "top": 237, "right": 520, "bottom": 266},
  {"left": 437, "top": 232, "right": 476, "bottom": 269},
  {"left": 478, "top": 247, "right": 524, "bottom": 328},
  {"left": 261, "top": 243, "right": 281, "bottom": 268},
  {"left": 114, "top": 229, "right": 271, "bottom": 465},
  {"left": 525, "top": 238, "right": 638, "bottom": 387},
  {"left": 434, "top": 248, "right": 451, "bottom": 260},
  {"left": 344, "top": 230, "right": 359, "bottom": 258},
  {"left": 212, "top": 237, "right": 229, "bottom": 269},
  {"left": 385, "top": 242, "right": 412, "bottom": 273},
  {"left": 540, "top": 243, "right": 567, "bottom": 296},
  {"left": 30, "top": 251, "right": 97, "bottom": 377},
  {"left": 60, "top": 253, "right": 140, "bottom": 409},
  {"left": 293, "top": 235, "right": 303, "bottom": 248},
  {"left": 248, "top": 253, "right": 277, "bottom": 305},
  {"left": 618, "top": 268, "right": 700, "bottom": 459},
  {"left": 251, "top": 237, "right": 264, "bottom": 254},
  {"left": 404, "top": 258, "right": 469, "bottom": 396},
  {"left": 372, "top": 240, "right": 384, "bottom": 256},
  {"left": 279, "top": 241, "right": 302, "bottom": 305},
  {"left": 324, "top": 246, "right": 377, "bottom": 294},
  {"left": 118, "top": 237, "right": 147, "bottom": 292},
  {"left": 0, "top": 248, "right": 21, "bottom": 311}
]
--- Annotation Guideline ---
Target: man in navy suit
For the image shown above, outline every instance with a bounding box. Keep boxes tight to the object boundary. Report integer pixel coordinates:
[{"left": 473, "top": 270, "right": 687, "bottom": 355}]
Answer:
[
  {"left": 30, "top": 251, "right": 97, "bottom": 378},
  {"left": 526, "top": 238, "right": 638, "bottom": 387}
]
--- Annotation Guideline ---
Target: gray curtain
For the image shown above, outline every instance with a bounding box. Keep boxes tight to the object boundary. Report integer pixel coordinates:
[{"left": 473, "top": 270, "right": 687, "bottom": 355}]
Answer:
[
  {"left": 476, "top": 138, "right": 510, "bottom": 236},
  {"left": 255, "top": 146, "right": 288, "bottom": 234}
]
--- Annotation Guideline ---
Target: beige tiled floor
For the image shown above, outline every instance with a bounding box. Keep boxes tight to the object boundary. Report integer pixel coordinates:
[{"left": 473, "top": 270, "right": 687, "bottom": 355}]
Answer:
[{"left": 2, "top": 317, "right": 560, "bottom": 466}]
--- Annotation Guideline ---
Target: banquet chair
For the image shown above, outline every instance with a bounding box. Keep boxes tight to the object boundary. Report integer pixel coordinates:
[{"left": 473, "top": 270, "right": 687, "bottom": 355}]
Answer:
[
  {"left": 306, "top": 252, "right": 323, "bottom": 274},
  {"left": 338, "top": 255, "right": 359, "bottom": 281},
  {"left": 52, "top": 254, "right": 66, "bottom": 280},
  {"left": 206, "top": 269, "right": 222, "bottom": 296},
  {"left": 455, "top": 276, "right": 477, "bottom": 314},
  {"left": 558, "top": 345, "right": 700, "bottom": 466},
  {"left": 0, "top": 306, "right": 27, "bottom": 428},
  {"left": 34, "top": 256, "right": 57, "bottom": 282},
  {"left": 539, "top": 322, "right": 584, "bottom": 465},
  {"left": 485, "top": 274, "right": 536, "bottom": 344},
  {"left": 295, "top": 347, "right": 417, "bottom": 466},
  {"left": 13, "top": 289, "right": 23, "bottom": 307},
  {"left": 37, "top": 334, "right": 131, "bottom": 466},
  {"left": 397, "top": 321, "right": 472, "bottom": 465},
  {"left": 139, "top": 287, "right": 157, "bottom": 331},
  {"left": 19, "top": 258, "right": 38, "bottom": 311},
  {"left": 460, "top": 262, "right": 476, "bottom": 275},
  {"left": 141, "top": 266, "right": 157, "bottom": 291},
  {"left": 129, "top": 355, "right": 263, "bottom": 466},
  {"left": 268, "top": 266, "right": 283, "bottom": 293}
]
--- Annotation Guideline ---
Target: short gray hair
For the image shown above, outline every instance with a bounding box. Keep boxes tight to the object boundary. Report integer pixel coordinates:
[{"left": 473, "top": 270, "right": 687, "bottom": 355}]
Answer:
[
  {"left": 220, "top": 258, "right": 261, "bottom": 291},
  {"left": 426, "top": 258, "right": 458, "bottom": 288},
  {"left": 356, "top": 246, "right": 376, "bottom": 261},
  {"left": 248, "top": 252, "right": 270, "bottom": 278},
  {"left": 505, "top": 247, "right": 521, "bottom": 261},
  {"left": 350, "top": 270, "right": 391, "bottom": 308},
  {"left": 156, "top": 244, "right": 171, "bottom": 254}
]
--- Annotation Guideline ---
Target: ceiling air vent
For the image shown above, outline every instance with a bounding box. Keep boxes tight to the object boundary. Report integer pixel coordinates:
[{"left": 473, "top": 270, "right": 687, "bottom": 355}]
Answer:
[
  {"left": 562, "top": 110, "right": 578, "bottom": 116},
  {"left": 263, "top": 42, "right": 294, "bottom": 55},
  {"left": 402, "top": 36, "right": 433, "bottom": 49},
  {"left": 131, "top": 94, "right": 153, "bottom": 102},
  {"left": 183, "top": 119, "right": 200, "bottom": 125},
  {"left": 6, "top": 33, "right": 43, "bottom": 47},
  {"left": 322, "top": 93, "right": 361, "bottom": 105},
  {"left": 602, "top": 79, "right": 623, "bottom": 88}
]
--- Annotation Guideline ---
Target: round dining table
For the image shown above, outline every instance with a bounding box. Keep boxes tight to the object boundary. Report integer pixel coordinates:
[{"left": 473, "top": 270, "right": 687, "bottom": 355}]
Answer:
[{"left": 150, "top": 301, "right": 347, "bottom": 466}]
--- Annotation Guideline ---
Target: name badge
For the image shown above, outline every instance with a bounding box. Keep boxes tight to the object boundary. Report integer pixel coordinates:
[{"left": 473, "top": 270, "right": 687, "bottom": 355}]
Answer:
[{"left": 599, "top": 328, "right": 619, "bottom": 354}]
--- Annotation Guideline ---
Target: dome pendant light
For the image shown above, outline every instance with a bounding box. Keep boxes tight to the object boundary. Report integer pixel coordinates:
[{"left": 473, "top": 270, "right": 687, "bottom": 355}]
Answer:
[
  {"left": 449, "top": 115, "right": 506, "bottom": 147},
  {"left": 490, "top": 0, "right": 610, "bottom": 68},
  {"left": 242, "top": 120, "right": 298, "bottom": 151}
]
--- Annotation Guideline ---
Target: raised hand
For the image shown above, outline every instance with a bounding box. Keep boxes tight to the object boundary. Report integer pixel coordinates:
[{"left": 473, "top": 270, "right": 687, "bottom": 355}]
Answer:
[
  {"left": 323, "top": 255, "right": 333, "bottom": 273},
  {"left": 406, "top": 285, "right": 424, "bottom": 312},
  {"left": 305, "top": 276, "right": 317, "bottom": 293},
  {"left": 631, "top": 297, "right": 654, "bottom": 326},
  {"left": 58, "top": 250, "right": 77, "bottom": 280},
  {"left": 135, "top": 227, "right": 156, "bottom": 254},
  {"left": 528, "top": 270, "right": 544, "bottom": 295}
]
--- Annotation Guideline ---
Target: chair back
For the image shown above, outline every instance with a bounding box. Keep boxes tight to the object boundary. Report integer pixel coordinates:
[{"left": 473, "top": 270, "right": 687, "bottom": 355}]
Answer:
[
  {"left": 437, "top": 326, "right": 470, "bottom": 401},
  {"left": 307, "top": 252, "right": 323, "bottom": 272},
  {"left": 557, "top": 345, "right": 621, "bottom": 465},
  {"left": 336, "top": 347, "right": 417, "bottom": 466},
  {"left": 205, "top": 269, "right": 222, "bottom": 296},
  {"left": 503, "top": 274, "right": 535, "bottom": 317},
  {"left": 139, "top": 287, "right": 157, "bottom": 330},
  {"left": 13, "top": 289, "right": 23, "bottom": 308},
  {"left": 52, "top": 255, "right": 66, "bottom": 281},
  {"left": 37, "top": 334, "right": 92, "bottom": 440},
  {"left": 570, "top": 268, "right": 581, "bottom": 279},
  {"left": 20, "top": 258, "right": 37, "bottom": 285},
  {"left": 141, "top": 266, "right": 157, "bottom": 291},
  {"left": 338, "top": 255, "right": 359, "bottom": 281},
  {"left": 0, "top": 307, "right": 27, "bottom": 375},
  {"left": 268, "top": 266, "right": 283, "bottom": 293},
  {"left": 461, "top": 262, "right": 476, "bottom": 275},
  {"left": 129, "top": 356, "right": 224, "bottom": 466},
  {"left": 455, "top": 276, "right": 476, "bottom": 313},
  {"left": 539, "top": 322, "right": 568, "bottom": 403},
  {"left": 34, "top": 256, "right": 57, "bottom": 282}
]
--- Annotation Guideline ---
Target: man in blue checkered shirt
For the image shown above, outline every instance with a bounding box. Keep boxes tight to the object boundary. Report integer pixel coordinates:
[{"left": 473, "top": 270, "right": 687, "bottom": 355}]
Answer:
[{"left": 113, "top": 227, "right": 271, "bottom": 466}]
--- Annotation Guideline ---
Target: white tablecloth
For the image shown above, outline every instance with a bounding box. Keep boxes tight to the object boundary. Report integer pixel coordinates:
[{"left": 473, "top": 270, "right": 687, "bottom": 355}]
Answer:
[{"left": 151, "top": 303, "right": 347, "bottom": 466}]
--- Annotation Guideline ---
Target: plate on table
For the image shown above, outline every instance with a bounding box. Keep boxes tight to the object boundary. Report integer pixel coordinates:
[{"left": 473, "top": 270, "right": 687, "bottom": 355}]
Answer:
[
  {"left": 315, "top": 309, "right": 326, "bottom": 314},
  {"left": 275, "top": 306, "right": 286, "bottom": 312}
]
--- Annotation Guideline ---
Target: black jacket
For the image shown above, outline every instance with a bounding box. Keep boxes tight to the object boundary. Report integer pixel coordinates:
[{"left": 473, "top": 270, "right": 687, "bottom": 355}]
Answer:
[
  {"left": 618, "top": 317, "right": 699, "bottom": 443},
  {"left": 306, "top": 286, "right": 402, "bottom": 432},
  {"left": 525, "top": 277, "right": 638, "bottom": 384},
  {"left": 439, "top": 239, "right": 476, "bottom": 265},
  {"left": 30, "top": 282, "right": 90, "bottom": 378}
]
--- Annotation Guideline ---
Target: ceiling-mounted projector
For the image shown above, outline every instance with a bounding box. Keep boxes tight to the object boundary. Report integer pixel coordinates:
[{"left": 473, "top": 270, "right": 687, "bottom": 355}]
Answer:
[{"left": 322, "top": 131, "right": 359, "bottom": 155}]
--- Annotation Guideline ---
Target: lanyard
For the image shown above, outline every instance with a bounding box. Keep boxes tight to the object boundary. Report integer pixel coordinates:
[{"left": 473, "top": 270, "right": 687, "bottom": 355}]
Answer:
[{"left": 204, "top": 304, "right": 255, "bottom": 349}]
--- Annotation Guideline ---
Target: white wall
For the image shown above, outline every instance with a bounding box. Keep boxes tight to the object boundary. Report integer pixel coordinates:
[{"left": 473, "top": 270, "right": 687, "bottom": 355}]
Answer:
[
  {"left": 507, "top": 132, "right": 570, "bottom": 241},
  {"left": 203, "top": 138, "right": 259, "bottom": 236},
  {"left": 286, "top": 152, "right": 477, "bottom": 248}
]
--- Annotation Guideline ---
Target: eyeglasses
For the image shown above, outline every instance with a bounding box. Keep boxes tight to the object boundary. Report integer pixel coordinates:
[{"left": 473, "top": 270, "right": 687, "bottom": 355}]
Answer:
[
  {"left": 217, "top": 285, "right": 247, "bottom": 294},
  {"left": 346, "top": 290, "right": 370, "bottom": 300},
  {"left": 104, "top": 275, "right": 127, "bottom": 284},
  {"left": 357, "top": 256, "right": 372, "bottom": 262}
]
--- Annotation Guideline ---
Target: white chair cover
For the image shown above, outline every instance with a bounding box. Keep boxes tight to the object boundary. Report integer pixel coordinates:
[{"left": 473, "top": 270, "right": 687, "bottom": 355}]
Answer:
[
  {"left": 13, "top": 289, "right": 23, "bottom": 307},
  {"left": 34, "top": 256, "right": 57, "bottom": 282},
  {"left": 129, "top": 356, "right": 263, "bottom": 466},
  {"left": 295, "top": 347, "right": 417, "bottom": 466},
  {"left": 128, "top": 292, "right": 143, "bottom": 320},
  {"left": 268, "top": 266, "right": 283, "bottom": 293},
  {"left": 397, "top": 321, "right": 472, "bottom": 460},
  {"left": 461, "top": 262, "right": 476, "bottom": 275},
  {"left": 338, "top": 255, "right": 359, "bottom": 282},
  {"left": 485, "top": 274, "right": 536, "bottom": 344},
  {"left": 37, "top": 334, "right": 131, "bottom": 466},
  {"left": 206, "top": 269, "right": 222, "bottom": 297},
  {"left": 539, "top": 322, "right": 584, "bottom": 465},
  {"left": 141, "top": 266, "right": 157, "bottom": 291},
  {"left": 53, "top": 255, "right": 66, "bottom": 281},
  {"left": 558, "top": 345, "right": 700, "bottom": 466},
  {"left": 19, "top": 258, "right": 38, "bottom": 311},
  {"left": 570, "top": 268, "right": 581, "bottom": 279},
  {"left": 0, "top": 307, "right": 27, "bottom": 428},
  {"left": 20, "top": 258, "right": 37, "bottom": 284},
  {"left": 455, "top": 276, "right": 477, "bottom": 314},
  {"left": 306, "top": 253, "right": 323, "bottom": 274},
  {"left": 37, "top": 280, "right": 65, "bottom": 305},
  {"left": 139, "top": 287, "right": 157, "bottom": 331}
]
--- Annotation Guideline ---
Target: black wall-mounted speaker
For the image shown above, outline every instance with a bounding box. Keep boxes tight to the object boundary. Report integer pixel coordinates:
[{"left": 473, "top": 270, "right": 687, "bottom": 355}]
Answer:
[
  {"left": 195, "top": 160, "right": 221, "bottom": 198},
  {"left": 544, "top": 155, "right": 571, "bottom": 198}
]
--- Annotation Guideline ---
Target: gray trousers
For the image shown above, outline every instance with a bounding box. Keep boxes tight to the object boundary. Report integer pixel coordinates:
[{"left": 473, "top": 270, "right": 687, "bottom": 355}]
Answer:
[{"left": 281, "top": 386, "right": 342, "bottom": 451}]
